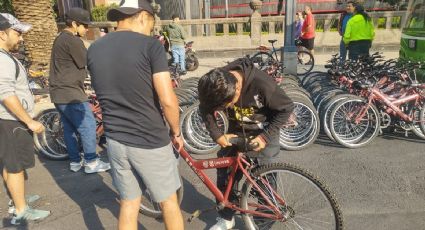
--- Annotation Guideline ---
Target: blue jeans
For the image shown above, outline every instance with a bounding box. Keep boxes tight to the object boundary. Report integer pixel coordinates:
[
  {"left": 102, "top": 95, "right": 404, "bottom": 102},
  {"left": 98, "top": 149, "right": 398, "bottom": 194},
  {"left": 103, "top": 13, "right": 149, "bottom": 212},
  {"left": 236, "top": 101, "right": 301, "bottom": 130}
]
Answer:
[
  {"left": 55, "top": 102, "right": 97, "bottom": 163},
  {"left": 171, "top": 46, "right": 186, "bottom": 71},
  {"left": 340, "top": 39, "right": 347, "bottom": 63}
]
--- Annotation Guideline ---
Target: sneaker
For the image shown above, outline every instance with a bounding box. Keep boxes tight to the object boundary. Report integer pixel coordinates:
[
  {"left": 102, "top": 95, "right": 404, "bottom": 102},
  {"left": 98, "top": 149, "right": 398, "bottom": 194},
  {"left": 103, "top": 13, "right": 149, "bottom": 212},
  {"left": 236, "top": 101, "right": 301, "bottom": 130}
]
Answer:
[
  {"left": 8, "top": 194, "right": 41, "bottom": 214},
  {"left": 70, "top": 161, "right": 83, "bottom": 172},
  {"left": 84, "top": 159, "right": 111, "bottom": 174},
  {"left": 11, "top": 206, "right": 50, "bottom": 225},
  {"left": 209, "top": 217, "right": 235, "bottom": 230}
]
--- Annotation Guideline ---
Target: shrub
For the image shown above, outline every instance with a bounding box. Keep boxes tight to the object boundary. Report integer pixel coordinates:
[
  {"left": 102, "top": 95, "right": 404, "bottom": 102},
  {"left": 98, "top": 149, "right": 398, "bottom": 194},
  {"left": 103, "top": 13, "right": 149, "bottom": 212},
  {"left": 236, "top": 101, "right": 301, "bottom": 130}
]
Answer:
[{"left": 91, "top": 3, "right": 118, "bottom": 22}]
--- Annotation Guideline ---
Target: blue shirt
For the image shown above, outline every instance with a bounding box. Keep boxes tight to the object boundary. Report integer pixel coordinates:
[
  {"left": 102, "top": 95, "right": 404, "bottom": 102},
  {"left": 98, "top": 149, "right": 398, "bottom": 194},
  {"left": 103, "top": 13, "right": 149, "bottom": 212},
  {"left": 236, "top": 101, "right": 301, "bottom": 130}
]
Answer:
[{"left": 341, "top": 13, "right": 353, "bottom": 34}]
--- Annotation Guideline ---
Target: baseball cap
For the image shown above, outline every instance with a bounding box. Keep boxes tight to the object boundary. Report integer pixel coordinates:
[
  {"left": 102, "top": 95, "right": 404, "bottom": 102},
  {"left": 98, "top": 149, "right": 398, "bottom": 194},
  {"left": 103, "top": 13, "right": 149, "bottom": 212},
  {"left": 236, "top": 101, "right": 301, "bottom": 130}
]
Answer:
[
  {"left": 0, "top": 13, "right": 32, "bottom": 33},
  {"left": 66, "top": 7, "right": 92, "bottom": 25},
  {"left": 107, "top": 0, "right": 154, "bottom": 22}
]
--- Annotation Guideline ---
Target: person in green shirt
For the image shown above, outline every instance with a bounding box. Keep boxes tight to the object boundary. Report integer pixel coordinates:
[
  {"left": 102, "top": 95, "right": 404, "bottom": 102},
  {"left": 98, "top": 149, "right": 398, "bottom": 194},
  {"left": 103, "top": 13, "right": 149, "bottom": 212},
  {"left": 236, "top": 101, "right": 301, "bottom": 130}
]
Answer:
[
  {"left": 343, "top": 3, "right": 375, "bottom": 60},
  {"left": 166, "top": 14, "right": 187, "bottom": 74}
]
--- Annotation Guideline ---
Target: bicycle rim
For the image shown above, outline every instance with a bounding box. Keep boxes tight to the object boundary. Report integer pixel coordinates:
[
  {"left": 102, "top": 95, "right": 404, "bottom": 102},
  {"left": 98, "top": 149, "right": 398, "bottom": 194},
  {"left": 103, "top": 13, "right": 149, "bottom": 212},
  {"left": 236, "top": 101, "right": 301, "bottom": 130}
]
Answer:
[
  {"left": 330, "top": 99, "right": 380, "bottom": 148},
  {"left": 36, "top": 109, "right": 68, "bottom": 160},
  {"left": 297, "top": 51, "right": 314, "bottom": 76},
  {"left": 241, "top": 163, "right": 343, "bottom": 230}
]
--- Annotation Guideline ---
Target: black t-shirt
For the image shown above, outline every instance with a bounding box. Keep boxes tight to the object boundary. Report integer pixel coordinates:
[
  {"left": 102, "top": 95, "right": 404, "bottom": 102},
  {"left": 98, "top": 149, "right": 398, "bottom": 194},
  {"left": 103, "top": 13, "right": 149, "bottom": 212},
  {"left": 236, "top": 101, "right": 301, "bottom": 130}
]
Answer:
[
  {"left": 87, "top": 31, "right": 170, "bottom": 149},
  {"left": 49, "top": 30, "right": 88, "bottom": 104}
]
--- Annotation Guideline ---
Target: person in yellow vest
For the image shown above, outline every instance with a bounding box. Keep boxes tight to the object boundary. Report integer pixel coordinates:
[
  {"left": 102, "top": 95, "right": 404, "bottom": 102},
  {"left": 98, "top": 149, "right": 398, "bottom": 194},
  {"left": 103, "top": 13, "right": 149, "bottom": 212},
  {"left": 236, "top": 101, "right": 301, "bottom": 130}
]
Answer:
[{"left": 343, "top": 3, "right": 375, "bottom": 60}]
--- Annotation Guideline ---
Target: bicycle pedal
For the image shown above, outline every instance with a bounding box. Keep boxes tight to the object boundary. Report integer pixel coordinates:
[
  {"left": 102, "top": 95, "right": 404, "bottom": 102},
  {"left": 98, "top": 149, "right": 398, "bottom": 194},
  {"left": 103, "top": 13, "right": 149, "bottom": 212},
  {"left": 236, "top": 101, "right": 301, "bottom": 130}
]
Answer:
[{"left": 187, "top": 210, "right": 201, "bottom": 223}]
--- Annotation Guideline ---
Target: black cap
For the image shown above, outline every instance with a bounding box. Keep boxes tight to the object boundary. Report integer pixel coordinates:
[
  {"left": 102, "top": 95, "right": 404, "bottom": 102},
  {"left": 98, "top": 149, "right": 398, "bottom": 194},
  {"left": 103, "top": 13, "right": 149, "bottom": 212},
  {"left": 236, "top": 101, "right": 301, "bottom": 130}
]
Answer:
[
  {"left": 0, "top": 14, "right": 11, "bottom": 31},
  {"left": 107, "top": 0, "right": 154, "bottom": 22},
  {"left": 66, "top": 7, "right": 91, "bottom": 25}
]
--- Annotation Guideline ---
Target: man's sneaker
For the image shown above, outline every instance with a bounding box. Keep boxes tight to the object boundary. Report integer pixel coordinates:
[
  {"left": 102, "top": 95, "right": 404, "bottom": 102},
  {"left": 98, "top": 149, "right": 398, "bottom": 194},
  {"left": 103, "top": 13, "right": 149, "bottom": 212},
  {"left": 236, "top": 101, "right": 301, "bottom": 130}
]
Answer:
[
  {"left": 8, "top": 194, "right": 41, "bottom": 214},
  {"left": 70, "top": 161, "right": 83, "bottom": 172},
  {"left": 11, "top": 206, "right": 50, "bottom": 225},
  {"left": 84, "top": 159, "right": 111, "bottom": 174},
  {"left": 209, "top": 217, "right": 235, "bottom": 230}
]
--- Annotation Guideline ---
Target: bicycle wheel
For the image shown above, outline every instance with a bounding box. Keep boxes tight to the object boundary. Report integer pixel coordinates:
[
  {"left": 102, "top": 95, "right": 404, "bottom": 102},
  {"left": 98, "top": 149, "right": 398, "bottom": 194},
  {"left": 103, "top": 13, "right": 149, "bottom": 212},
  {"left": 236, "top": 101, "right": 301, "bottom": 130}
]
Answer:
[
  {"left": 35, "top": 108, "right": 68, "bottom": 160},
  {"left": 139, "top": 175, "right": 184, "bottom": 218},
  {"left": 180, "top": 101, "right": 228, "bottom": 155},
  {"left": 240, "top": 163, "right": 343, "bottom": 230},
  {"left": 251, "top": 52, "right": 274, "bottom": 70},
  {"left": 297, "top": 50, "right": 314, "bottom": 76},
  {"left": 329, "top": 97, "right": 380, "bottom": 148},
  {"left": 419, "top": 103, "right": 425, "bottom": 138}
]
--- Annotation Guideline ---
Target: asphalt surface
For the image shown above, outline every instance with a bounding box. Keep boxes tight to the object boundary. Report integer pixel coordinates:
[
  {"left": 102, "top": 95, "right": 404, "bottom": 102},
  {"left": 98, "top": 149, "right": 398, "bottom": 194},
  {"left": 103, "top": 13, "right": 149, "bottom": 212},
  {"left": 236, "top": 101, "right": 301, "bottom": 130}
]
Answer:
[{"left": 1, "top": 52, "right": 424, "bottom": 230}]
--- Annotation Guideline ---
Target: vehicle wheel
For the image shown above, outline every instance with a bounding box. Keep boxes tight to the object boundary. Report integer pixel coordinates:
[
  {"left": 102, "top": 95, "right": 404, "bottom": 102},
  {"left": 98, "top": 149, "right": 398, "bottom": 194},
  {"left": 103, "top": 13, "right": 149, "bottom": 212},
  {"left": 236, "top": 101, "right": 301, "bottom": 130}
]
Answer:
[
  {"left": 139, "top": 175, "right": 184, "bottom": 218},
  {"left": 419, "top": 103, "right": 425, "bottom": 138},
  {"left": 297, "top": 50, "right": 314, "bottom": 76},
  {"left": 186, "top": 55, "right": 199, "bottom": 71},
  {"left": 240, "top": 163, "right": 343, "bottom": 230},
  {"left": 35, "top": 109, "right": 69, "bottom": 160},
  {"left": 329, "top": 97, "right": 380, "bottom": 148},
  {"left": 251, "top": 52, "right": 274, "bottom": 70},
  {"left": 180, "top": 101, "right": 228, "bottom": 155}
]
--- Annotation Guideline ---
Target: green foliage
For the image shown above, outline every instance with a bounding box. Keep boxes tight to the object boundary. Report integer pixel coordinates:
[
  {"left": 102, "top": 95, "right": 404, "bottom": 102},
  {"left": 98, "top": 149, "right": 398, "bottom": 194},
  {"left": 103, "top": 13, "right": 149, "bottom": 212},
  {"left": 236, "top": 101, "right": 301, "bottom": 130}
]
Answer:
[
  {"left": 0, "top": 0, "right": 14, "bottom": 15},
  {"left": 91, "top": 4, "right": 118, "bottom": 22}
]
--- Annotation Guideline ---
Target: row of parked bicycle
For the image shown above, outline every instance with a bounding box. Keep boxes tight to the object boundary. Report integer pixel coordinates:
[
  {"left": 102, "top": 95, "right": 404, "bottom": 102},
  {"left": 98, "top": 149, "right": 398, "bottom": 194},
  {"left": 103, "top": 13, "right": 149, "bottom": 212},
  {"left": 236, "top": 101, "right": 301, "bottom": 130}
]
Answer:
[{"left": 33, "top": 52, "right": 425, "bottom": 160}]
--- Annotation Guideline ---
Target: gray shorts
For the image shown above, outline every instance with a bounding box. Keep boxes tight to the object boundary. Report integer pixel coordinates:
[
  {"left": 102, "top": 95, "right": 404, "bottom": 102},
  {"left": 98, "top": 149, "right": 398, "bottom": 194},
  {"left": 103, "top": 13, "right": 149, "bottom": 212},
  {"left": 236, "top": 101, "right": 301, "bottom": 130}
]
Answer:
[{"left": 106, "top": 138, "right": 181, "bottom": 202}]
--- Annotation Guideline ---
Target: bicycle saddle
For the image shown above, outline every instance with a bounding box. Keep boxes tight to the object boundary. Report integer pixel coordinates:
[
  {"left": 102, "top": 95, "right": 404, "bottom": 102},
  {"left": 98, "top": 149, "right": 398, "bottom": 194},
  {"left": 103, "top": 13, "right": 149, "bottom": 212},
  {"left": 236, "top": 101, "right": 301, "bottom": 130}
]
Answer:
[{"left": 268, "top": 39, "right": 278, "bottom": 44}]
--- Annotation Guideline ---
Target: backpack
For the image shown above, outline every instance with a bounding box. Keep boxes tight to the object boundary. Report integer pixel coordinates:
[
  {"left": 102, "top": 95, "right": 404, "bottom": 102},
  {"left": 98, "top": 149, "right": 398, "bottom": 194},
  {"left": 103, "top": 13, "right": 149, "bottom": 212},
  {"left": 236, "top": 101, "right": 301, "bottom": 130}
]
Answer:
[{"left": 0, "top": 49, "right": 20, "bottom": 80}]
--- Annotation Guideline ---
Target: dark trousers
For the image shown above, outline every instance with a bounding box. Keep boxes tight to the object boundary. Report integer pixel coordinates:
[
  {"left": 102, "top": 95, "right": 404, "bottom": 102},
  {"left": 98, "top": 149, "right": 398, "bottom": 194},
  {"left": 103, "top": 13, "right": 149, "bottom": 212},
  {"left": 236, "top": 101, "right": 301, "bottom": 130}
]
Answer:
[
  {"left": 216, "top": 137, "right": 280, "bottom": 220},
  {"left": 348, "top": 40, "right": 372, "bottom": 60}
]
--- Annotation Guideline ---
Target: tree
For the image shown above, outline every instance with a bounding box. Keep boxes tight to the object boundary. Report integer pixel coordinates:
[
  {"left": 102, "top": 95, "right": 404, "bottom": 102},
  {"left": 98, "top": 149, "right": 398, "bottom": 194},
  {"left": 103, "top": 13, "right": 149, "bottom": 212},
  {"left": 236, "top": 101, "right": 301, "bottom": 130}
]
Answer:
[
  {"left": 12, "top": 0, "right": 58, "bottom": 67},
  {"left": 0, "top": 0, "right": 14, "bottom": 14}
]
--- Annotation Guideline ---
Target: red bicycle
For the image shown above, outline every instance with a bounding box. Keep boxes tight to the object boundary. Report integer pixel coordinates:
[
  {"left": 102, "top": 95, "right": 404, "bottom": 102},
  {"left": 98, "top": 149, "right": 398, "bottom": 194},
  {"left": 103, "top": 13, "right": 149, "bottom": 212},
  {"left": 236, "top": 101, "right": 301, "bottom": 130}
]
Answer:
[
  {"left": 139, "top": 137, "right": 343, "bottom": 229},
  {"left": 329, "top": 79, "right": 425, "bottom": 148}
]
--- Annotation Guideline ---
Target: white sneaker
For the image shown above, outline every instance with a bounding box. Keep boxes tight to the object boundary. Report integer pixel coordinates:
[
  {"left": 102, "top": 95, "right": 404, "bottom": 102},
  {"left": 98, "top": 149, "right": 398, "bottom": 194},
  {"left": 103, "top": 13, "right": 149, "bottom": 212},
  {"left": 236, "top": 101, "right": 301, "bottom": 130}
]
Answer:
[
  {"left": 70, "top": 161, "right": 83, "bottom": 172},
  {"left": 84, "top": 159, "right": 111, "bottom": 174},
  {"left": 8, "top": 194, "right": 41, "bottom": 214},
  {"left": 209, "top": 217, "right": 235, "bottom": 230}
]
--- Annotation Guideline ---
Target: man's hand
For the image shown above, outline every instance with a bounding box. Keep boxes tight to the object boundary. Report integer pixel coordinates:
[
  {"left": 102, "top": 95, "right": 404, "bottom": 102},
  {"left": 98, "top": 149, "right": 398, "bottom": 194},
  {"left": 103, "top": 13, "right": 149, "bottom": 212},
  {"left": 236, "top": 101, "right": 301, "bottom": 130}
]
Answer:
[
  {"left": 26, "top": 120, "right": 45, "bottom": 134},
  {"left": 216, "top": 134, "right": 238, "bottom": 148},
  {"left": 250, "top": 135, "right": 266, "bottom": 152},
  {"left": 171, "top": 135, "right": 184, "bottom": 152}
]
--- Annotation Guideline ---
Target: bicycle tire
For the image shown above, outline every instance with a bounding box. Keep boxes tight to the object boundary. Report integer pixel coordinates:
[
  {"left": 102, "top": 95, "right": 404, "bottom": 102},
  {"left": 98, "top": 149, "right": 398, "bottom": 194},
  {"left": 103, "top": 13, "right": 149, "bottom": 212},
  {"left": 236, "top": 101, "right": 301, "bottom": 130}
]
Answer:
[
  {"left": 297, "top": 50, "right": 314, "bottom": 76},
  {"left": 280, "top": 95, "right": 320, "bottom": 151},
  {"left": 419, "top": 103, "right": 425, "bottom": 138},
  {"left": 139, "top": 175, "right": 184, "bottom": 218},
  {"left": 329, "top": 97, "right": 380, "bottom": 148},
  {"left": 301, "top": 71, "right": 327, "bottom": 86},
  {"left": 240, "top": 163, "right": 343, "bottom": 230},
  {"left": 180, "top": 101, "right": 228, "bottom": 155},
  {"left": 35, "top": 108, "right": 69, "bottom": 160},
  {"left": 251, "top": 52, "right": 274, "bottom": 69}
]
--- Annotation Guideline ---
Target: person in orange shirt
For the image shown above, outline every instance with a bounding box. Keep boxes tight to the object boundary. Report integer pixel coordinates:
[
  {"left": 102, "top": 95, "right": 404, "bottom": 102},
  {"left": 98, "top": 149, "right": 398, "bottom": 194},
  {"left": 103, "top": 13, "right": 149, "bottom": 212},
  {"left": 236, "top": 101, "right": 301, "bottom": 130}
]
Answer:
[{"left": 300, "top": 5, "right": 315, "bottom": 61}]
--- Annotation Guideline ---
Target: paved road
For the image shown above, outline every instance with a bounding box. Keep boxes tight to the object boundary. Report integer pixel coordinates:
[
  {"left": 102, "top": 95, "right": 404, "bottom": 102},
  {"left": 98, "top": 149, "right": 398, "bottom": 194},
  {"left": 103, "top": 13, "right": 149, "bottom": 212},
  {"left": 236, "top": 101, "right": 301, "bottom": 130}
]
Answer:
[{"left": 2, "top": 51, "right": 424, "bottom": 230}]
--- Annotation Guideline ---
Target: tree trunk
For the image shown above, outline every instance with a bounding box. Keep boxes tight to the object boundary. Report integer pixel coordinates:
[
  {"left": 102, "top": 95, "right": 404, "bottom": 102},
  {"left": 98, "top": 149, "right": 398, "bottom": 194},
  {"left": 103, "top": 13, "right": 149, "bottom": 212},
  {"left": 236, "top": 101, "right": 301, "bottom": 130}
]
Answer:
[{"left": 12, "top": 0, "right": 58, "bottom": 69}]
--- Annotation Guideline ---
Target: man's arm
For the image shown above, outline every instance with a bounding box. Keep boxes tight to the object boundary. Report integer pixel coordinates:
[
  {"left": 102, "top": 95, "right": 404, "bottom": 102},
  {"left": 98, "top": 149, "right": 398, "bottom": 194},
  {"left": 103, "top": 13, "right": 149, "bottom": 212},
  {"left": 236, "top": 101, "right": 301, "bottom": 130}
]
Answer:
[
  {"left": 69, "top": 37, "right": 88, "bottom": 69},
  {"left": 261, "top": 85, "right": 294, "bottom": 143},
  {"left": 153, "top": 71, "right": 180, "bottom": 136},
  {"left": 2, "top": 96, "right": 44, "bottom": 133}
]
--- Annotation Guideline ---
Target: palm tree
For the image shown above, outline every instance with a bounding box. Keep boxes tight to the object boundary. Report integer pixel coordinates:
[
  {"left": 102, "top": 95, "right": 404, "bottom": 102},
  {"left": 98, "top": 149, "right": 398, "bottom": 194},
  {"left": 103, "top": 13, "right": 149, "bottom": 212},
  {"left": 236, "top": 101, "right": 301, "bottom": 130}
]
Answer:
[{"left": 12, "top": 0, "right": 58, "bottom": 68}]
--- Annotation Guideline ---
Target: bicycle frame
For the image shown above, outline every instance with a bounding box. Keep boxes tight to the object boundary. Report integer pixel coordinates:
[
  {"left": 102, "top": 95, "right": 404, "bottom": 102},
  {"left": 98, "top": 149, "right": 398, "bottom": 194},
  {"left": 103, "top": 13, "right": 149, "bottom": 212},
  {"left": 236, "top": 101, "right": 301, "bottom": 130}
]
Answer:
[
  {"left": 356, "top": 86, "right": 424, "bottom": 123},
  {"left": 178, "top": 147, "right": 286, "bottom": 220}
]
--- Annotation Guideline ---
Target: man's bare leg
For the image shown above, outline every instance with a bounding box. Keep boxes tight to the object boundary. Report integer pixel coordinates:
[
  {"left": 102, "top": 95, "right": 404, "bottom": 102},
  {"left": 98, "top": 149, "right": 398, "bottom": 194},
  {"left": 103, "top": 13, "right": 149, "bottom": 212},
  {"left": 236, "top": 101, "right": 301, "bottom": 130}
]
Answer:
[
  {"left": 5, "top": 169, "right": 26, "bottom": 214},
  {"left": 160, "top": 192, "right": 184, "bottom": 230},
  {"left": 118, "top": 196, "right": 141, "bottom": 230}
]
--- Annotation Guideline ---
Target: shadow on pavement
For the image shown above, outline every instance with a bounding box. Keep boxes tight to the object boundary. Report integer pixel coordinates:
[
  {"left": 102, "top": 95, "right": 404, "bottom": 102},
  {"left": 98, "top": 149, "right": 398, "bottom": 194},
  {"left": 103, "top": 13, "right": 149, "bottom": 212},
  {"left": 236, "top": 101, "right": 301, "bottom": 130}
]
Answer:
[{"left": 180, "top": 177, "right": 217, "bottom": 228}]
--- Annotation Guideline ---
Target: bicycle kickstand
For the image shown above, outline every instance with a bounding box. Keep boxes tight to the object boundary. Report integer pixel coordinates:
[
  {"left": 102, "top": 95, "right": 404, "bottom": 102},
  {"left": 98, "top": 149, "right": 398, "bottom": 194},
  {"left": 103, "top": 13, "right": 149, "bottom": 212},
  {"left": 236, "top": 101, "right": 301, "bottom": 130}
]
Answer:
[{"left": 187, "top": 207, "right": 217, "bottom": 223}]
